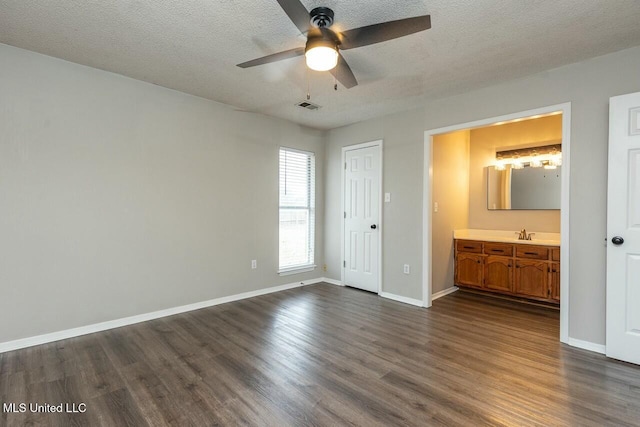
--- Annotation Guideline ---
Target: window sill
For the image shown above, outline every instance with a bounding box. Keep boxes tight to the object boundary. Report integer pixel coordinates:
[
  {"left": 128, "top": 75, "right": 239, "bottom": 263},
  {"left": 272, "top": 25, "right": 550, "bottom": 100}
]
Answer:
[{"left": 278, "top": 265, "right": 316, "bottom": 276}]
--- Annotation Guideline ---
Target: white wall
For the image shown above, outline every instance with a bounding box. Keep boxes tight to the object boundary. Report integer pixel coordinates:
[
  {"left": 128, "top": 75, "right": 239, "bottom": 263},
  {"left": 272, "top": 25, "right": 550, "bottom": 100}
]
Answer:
[
  {"left": 0, "top": 44, "right": 325, "bottom": 344},
  {"left": 325, "top": 45, "right": 640, "bottom": 346}
]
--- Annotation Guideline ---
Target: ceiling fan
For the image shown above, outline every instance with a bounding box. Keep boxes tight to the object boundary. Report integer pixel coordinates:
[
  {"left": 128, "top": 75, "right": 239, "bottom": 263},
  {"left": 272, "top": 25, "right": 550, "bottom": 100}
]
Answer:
[{"left": 237, "top": 0, "right": 431, "bottom": 89}]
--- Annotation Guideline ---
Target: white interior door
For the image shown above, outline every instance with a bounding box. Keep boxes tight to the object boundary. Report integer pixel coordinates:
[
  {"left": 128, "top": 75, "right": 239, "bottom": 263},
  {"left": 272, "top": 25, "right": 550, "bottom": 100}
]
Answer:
[
  {"left": 344, "top": 145, "right": 380, "bottom": 293},
  {"left": 606, "top": 91, "right": 640, "bottom": 365}
]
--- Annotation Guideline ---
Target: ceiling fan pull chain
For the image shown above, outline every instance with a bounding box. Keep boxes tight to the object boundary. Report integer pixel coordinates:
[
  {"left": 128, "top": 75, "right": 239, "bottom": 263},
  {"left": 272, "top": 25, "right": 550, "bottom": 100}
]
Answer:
[
  {"left": 333, "top": 56, "right": 340, "bottom": 92},
  {"left": 306, "top": 66, "right": 311, "bottom": 100}
]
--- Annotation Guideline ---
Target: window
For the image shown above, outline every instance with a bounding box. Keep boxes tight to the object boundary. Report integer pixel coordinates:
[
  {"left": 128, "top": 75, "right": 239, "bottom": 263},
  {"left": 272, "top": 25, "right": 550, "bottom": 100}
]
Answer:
[{"left": 279, "top": 148, "right": 315, "bottom": 273}]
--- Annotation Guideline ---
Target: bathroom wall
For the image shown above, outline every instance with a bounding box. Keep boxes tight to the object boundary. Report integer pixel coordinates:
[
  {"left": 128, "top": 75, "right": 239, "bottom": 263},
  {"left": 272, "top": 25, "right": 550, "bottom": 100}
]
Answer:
[
  {"left": 468, "top": 115, "right": 562, "bottom": 232},
  {"left": 432, "top": 130, "right": 470, "bottom": 294}
]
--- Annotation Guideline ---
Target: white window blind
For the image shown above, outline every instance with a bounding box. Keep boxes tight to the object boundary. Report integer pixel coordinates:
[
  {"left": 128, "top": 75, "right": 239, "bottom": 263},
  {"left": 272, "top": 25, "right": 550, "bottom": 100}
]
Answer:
[{"left": 279, "top": 148, "right": 315, "bottom": 272}]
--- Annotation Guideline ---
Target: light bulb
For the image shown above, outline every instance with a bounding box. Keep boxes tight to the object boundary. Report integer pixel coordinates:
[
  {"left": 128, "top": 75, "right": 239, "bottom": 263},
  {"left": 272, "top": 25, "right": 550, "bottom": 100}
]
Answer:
[{"left": 305, "top": 46, "right": 338, "bottom": 71}]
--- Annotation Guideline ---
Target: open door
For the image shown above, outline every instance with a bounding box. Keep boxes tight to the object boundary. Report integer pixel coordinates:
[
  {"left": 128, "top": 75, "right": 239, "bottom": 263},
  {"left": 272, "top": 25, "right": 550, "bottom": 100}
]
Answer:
[{"left": 606, "top": 91, "right": 640, "bottom": 365}]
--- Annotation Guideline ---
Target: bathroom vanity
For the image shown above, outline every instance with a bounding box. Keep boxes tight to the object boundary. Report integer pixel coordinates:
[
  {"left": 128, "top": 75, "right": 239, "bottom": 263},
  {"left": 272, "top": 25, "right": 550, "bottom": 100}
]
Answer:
[{"left": 453, "top": 229, "right": 560, "bottom": 304}]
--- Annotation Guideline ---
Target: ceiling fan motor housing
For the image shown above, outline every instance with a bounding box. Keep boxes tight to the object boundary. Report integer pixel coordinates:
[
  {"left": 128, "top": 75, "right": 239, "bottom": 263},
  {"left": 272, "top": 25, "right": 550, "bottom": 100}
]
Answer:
[
  {"left": 310, "top": 7, "right": 334, "bottom": 28},
  {"left": 305, "top": 28, "right": 340, "bottom": 53}
]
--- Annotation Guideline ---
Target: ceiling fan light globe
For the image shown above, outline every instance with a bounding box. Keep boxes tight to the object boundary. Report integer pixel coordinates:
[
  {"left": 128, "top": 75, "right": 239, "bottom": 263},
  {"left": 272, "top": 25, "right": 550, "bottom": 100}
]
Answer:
[{"left": 305, "top": 46, "right": 338, "bottom": 71}]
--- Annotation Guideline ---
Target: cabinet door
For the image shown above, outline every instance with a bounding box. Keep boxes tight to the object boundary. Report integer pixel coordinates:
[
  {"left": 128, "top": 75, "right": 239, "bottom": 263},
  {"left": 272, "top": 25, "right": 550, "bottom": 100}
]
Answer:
[
  {"left": 550, "top": 262, "right": 560, "bottom": 301},
  {"left": 455, "top": 253, "right": 483, "bottom": 288},
  {"left": 484, "top": 256, "right": 513, "bottom": 292},
  {"left": 514, "top": 260, "right": 548, "bottom": 298}
]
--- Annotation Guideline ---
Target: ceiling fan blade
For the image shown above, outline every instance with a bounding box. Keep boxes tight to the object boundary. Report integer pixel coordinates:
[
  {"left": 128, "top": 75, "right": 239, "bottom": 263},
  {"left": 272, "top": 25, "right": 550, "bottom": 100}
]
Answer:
[
  {"left": 330, "top": 54, "right": 358, "bottom": 89},
  {"left": 339, "top": 15, "right": 431, "bottom": 50},
  {"left": 276, "top": 0, "right": 311, "bottom": 34},
  {"left": 237, "top": 47, "right": 305, "bottom": 68}
]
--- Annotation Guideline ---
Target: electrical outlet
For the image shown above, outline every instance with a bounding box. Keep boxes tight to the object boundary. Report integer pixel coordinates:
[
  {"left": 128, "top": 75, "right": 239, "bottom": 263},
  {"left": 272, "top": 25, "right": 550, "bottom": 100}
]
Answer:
[
  {"left": 251, "top": 260, "right": 257, "bottom": 269},
  {"left": 434, "top": 202, "right": 439, "bottom": 212},
  {"left": 403, "top": 264, "right": 410, "bottom": 274},
  {"left": 323, "top": 264, "right": 327, "bottom": 272},
  {"left": 385, "top": 193, "right": 391, "bottom": 203}
]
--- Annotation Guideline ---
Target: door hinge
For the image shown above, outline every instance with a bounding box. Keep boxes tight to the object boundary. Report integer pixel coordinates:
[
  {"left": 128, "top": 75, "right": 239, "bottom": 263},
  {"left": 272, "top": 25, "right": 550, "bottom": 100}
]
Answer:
[
  {"left": 344, "top": 211, "right": 347, "bottom": 218},
  {"left": 344, "top": 162, "right": 347, "bottom": 170},
  {"left": 343, "top": 261, "right": 346, "bottom": 268}
]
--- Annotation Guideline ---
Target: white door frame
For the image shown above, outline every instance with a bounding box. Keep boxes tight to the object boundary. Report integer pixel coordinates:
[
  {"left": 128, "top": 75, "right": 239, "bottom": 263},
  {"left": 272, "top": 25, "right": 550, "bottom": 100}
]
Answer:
[
  {"left": 422, "top": 103, "right": 571, "bottom": 344},
  {"left": 341, "top": 140, "right": 383, "bottom": 294}
]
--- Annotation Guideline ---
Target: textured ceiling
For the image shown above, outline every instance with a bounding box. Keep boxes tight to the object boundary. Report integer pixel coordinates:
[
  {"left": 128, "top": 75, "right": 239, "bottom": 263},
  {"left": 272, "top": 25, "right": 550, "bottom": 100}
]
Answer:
[{"left": 1, "top": 0, "right": 640, "bottom": 129}]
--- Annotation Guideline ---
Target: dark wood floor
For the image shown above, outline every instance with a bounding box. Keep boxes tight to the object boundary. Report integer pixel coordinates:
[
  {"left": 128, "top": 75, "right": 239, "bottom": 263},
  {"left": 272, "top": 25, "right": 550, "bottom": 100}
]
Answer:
[{"left": 1, "top": 284, "right": 640, "bottom": 426}]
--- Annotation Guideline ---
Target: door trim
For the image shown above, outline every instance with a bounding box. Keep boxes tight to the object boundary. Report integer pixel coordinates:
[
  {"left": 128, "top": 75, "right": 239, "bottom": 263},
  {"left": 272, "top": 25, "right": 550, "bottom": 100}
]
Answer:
[
  {"left": 423, "top": 103, "right": 572, "bottom": 344},
  {"left": 341, "top": 140, "right": 383, "bottom": 294}
]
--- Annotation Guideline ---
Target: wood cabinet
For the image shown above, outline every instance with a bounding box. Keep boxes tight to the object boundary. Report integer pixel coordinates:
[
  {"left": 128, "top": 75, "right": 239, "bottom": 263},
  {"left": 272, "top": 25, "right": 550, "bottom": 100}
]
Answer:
[
  {"left": 484, "top": 256, "right": 513, "bottom": 292},
  {"left": 455, "top": 253, "right": 484, "bottom": 288},
  {"left": 549, "top": 262, "right": 560, "bottom": 302},
  {"left": 454, "top": 239, "right": 559, "bottom": 304},
  {"left": 514, "top": 260, "right": 548, "bottom": 298}
]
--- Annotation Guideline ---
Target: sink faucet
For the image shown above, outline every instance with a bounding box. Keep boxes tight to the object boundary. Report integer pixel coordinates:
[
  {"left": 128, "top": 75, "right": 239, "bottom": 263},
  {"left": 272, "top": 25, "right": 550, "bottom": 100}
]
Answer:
[{"left": 516, "top": 229, "right": 535, "bottom": 240}]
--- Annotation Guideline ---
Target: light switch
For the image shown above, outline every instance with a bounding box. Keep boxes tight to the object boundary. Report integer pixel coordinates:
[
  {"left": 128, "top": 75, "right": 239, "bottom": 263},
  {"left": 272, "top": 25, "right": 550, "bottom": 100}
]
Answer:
[{"left": 385, "top": 193, "right": 391, "bottom": 203}]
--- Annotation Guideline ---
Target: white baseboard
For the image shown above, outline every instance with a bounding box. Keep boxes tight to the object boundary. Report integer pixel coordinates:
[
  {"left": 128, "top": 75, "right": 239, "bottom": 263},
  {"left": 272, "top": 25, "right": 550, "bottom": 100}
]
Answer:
[
  {"left": 321, "top": 277, "right": 344, "bottom": 286},
  {"left": 432, "top": 286, "right": 459, "bottom": 301},
  {"left": 0, "top": 277, "right": 325, "bottom": 354},
  {"left": 567, "top": 338, "right": 606, "bottom": 355},
  {"left": 379, "top": 291, "right": 424, "bottom": 307}
]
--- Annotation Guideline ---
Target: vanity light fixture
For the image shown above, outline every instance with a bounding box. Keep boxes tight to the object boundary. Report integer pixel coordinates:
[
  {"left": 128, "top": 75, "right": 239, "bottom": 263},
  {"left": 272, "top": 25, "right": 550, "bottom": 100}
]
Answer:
[
  {"left": 494, "top": 143, "right": 562, "bottom": 170},
  {"left": 530, "top": 157, "right": 543, "bottom": 168},
  {"left": 495, "top": 161, "right": 507, "bottom": 171},
  {"left": 511, "top": 157, "right": 524, "bottom": 169}
]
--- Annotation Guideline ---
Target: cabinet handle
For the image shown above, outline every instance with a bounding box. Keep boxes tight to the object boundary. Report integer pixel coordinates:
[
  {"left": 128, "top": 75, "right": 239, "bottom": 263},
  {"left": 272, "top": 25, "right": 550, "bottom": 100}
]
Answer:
[
  {"left": 524, "top": 252, "right": 538, "bottom": 255},
  {"left": 516, "top": 265, "right": 520, "bottom": 268},
  {"left": 508, "top": 264, "right": 512, "bottom": 268},
  {"left": 463, "top": 246, "right": 475, "bottom": 249},
  {"left": 490, "top": 249, "right": 504, "bottom": 252},
  {"left": 477, "top": 260, "right": 481, "bottom": 264}
]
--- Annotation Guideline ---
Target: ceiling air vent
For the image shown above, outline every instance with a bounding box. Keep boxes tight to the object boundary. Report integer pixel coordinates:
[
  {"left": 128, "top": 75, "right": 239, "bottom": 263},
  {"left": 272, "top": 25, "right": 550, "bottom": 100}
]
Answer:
[{"left": 296, "top": 100, "right": 321, "bottom": 110}]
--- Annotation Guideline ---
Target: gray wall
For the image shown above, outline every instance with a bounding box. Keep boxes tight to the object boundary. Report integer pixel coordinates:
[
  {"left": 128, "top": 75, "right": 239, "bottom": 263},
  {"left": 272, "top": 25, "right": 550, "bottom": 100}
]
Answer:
[
  {"left": 325, "top": 109, "right": 426, "bottom": 300},
  {"left": 0, "top": 44, "right": 325, "bottom": 343},
  {"left": 325, "top": 45, "right": 640, "bottom": 345}
]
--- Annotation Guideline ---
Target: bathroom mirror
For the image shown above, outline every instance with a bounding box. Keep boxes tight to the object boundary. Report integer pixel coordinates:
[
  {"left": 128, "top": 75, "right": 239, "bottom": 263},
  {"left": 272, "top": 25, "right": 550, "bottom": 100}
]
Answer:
[{"left": 487, "top": 165, "right": 561, "bottom": 210}]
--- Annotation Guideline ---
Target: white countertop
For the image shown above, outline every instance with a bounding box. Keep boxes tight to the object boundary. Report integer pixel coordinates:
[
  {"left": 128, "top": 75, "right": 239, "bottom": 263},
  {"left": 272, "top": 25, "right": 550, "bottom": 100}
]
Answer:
[{"left": 453, "top": 229, "right": 560, "bottom": 246}]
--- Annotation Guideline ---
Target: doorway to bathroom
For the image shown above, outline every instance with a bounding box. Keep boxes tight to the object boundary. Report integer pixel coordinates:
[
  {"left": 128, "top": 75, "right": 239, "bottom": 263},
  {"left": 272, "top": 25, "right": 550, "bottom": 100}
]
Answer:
[{"left": 422, "top": 104, "right": 571, "bottom": 344}]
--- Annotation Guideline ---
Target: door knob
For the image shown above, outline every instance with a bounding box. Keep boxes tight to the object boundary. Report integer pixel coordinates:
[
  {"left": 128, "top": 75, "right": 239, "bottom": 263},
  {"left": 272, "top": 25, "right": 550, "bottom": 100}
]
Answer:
[
  {"left": 611, "top": 236, "right": 624, "bottom": 245},
  {"left": 370, "top": 224, "right": 377, "bottom": 229}
]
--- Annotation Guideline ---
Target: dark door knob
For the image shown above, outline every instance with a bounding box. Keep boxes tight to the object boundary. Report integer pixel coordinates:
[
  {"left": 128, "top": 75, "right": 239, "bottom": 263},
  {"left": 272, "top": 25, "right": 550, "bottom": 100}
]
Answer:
[
  {"left": 612, "top": 236, "right": 624, "bottom": 245},
  {"left": 370, "top": 224, "right": 377, "bottom": 229}
]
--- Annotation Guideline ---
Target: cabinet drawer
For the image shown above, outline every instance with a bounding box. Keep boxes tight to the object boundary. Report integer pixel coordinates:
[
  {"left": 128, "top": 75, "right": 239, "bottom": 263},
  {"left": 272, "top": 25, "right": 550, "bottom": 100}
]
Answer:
[
  {"left": 484, "top": 242, "right": 513, "bottom": 257},
  {"left": 516, "top": 245, "right": 549, "bottom": 260},
  {"left": 551, "top": 247, "right": 560, "bottom": 261},
  {"left": 456, "top": 240, "right": 483, "bottom": 254}
]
